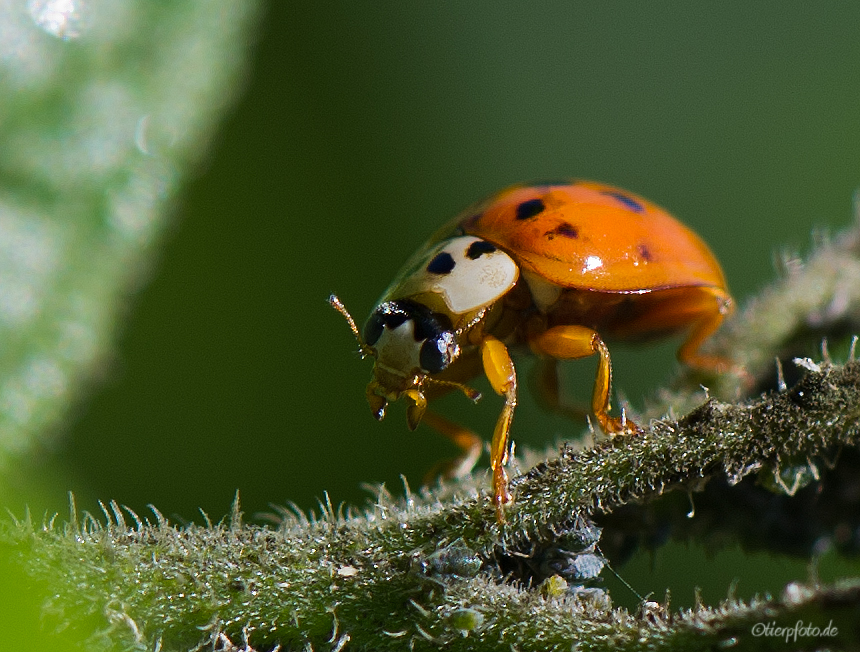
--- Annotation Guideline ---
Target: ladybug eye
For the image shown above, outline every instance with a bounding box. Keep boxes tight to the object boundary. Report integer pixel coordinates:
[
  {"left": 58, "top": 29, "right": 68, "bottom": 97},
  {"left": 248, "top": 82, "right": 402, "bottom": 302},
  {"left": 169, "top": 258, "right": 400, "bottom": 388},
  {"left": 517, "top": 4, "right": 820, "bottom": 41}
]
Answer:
[
  {"left": 364, "top": 299, "right": 458, "bottom": 374},
  {"left": 362, "top": 313, "right": 385, "bottom": 346},
  {"left": 419, "top": 331, "right": 458, "bottom": 374},
  {"left": 363, "top": 302, "right": 410, "bottom": 346}
]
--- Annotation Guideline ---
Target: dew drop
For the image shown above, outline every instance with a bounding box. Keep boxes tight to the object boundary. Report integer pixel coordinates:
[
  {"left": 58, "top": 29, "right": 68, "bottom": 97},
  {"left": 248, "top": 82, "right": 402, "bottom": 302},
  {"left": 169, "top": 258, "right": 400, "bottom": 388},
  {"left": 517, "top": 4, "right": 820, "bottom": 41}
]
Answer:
[
  {"left": 27, "top": 0, "right": 89, "bottom": 40},
  {"left": 134, "top": 114, "right": 176, "bottom": 157}
]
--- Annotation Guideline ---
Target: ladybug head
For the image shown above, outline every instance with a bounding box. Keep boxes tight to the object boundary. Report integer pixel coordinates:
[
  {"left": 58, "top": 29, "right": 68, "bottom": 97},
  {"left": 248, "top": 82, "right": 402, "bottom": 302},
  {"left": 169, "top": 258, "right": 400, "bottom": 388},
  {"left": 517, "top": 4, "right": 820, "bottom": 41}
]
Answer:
[{"left": 329, "top": 295, "right": 479, "bottom": 430}]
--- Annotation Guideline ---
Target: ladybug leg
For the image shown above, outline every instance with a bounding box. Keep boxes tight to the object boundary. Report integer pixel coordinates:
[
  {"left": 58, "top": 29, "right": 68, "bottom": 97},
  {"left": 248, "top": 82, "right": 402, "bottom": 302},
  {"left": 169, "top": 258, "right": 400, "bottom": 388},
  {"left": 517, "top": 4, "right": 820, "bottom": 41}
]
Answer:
[
  {"left": 533, "top": 358, "right": 590, "bottom": 422},
  {"left": 419, "top": 410, "right": 483, "bottom": 481},
  {"left": 530, "top": 325, "right": 640, "bottom": 436},
  {"left": 678, "top": 312, "right": 730, "bottom": 371},
  {"left": 480, "top": 335, "right": 517, "bottom": 520},
  {"left": 676, "top": 289, "right": 734, "bottom": 373},
  {"left": 637, "top": 286, "right": 737, "bottom": 375}
]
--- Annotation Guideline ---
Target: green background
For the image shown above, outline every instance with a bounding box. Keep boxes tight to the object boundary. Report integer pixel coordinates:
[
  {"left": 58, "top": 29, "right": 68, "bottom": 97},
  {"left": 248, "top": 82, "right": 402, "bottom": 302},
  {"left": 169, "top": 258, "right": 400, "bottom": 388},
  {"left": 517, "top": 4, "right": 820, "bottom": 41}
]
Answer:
[{"left": 24, "top": 2, "right": 860, "bottom": 609}]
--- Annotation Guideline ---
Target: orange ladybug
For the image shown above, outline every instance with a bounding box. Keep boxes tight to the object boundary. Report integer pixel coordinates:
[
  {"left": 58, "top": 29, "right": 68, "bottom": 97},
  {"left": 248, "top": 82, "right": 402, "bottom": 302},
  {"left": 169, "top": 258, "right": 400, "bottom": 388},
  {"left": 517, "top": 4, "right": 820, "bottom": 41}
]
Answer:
[{"left": 331, "top": 180, "right": 733, "bottom": 520}]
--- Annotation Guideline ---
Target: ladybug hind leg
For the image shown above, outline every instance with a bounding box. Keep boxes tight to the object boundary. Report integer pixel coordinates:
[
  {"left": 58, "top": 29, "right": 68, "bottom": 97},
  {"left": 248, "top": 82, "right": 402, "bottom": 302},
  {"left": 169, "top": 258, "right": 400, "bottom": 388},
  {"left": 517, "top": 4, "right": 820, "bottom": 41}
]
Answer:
[
  {"left": 530, "top": 324, "right": 640, "bottom": 436},
  {"left": 675, "top": 287, "right": 735, "bottom": 374},
  {"left": 625, "top": 286, "right": 735, "bottom": 374},
  {"left": 532, "top": 357, "right": 591, "bottom": 423},
  {"left": 419, "top": 410, "right": 483, "bottom": 481}
]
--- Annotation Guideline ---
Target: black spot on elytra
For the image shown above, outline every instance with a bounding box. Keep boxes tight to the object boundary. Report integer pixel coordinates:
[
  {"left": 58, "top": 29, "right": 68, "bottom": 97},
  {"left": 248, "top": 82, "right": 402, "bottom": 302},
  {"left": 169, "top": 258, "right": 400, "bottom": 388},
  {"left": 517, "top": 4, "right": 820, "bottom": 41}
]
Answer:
[
  {"left": 466, "top": 240, "right": 496, "bottom": 259},
  {"left": 637, "top": 243, "right": 653, "bottom": 262},
  {"left": 545, "top": 222, "right": 578, "bottom": 240},
  {"left": 427, "top": 251, "right": 456, "bottom": 275},
  {"left": 516, "top": 198, "right": 546, "bottom": 220},
  {"left": 602, "top": 191, "right": 645, "bottom": 214}
]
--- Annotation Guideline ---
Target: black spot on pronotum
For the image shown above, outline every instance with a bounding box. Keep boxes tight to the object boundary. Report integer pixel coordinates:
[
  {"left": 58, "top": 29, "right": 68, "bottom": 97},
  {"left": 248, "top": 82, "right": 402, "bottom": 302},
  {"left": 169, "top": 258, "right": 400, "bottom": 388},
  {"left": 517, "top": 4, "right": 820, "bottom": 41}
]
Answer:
[
  {"left": 466, "top": 240, "right": 497, "bottom": 259},
  {"left": 545, "top": 222, "right": 578, "bottom": 239},
  {"left": 602, "top": 191, "right": 645, "bottom": 214},
  {"left": 637, "top": 243, "right": 653, "bottom": 262},
  {"left": 426, "top": 251, "right": 456, "bottom": 275},
  {"left": 516, "top": 198, "right": 546, "bottom": 220}
]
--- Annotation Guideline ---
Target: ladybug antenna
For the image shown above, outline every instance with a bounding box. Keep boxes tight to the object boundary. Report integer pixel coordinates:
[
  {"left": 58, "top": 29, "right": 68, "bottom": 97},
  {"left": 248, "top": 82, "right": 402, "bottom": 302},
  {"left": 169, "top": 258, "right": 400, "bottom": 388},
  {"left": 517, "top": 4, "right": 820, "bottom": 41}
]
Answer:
[{"left": 329, "top": 294, "right": 376, "bottom": 359}]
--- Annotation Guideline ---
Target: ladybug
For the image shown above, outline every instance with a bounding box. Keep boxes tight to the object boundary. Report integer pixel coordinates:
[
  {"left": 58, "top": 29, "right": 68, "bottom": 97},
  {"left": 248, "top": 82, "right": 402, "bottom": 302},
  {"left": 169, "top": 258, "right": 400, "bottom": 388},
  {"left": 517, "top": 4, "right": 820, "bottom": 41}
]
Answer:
[{"left": 330, "top": 180, "right": 733, "bottom": 520}]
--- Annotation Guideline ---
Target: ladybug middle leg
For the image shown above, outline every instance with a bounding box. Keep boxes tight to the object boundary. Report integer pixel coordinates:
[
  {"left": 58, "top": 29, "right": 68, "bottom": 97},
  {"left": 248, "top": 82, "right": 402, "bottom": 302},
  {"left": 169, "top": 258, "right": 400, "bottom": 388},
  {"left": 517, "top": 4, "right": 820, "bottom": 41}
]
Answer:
[{"left": 529, "top": 325, "right": 640, "bottom": 436}]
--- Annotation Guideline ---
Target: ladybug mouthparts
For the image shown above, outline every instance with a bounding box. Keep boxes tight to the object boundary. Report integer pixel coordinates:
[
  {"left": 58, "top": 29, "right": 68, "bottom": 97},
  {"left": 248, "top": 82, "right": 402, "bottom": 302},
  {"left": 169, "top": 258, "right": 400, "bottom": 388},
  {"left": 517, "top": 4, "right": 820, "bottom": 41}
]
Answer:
[{"left": 366, "top": 375, "right": 429, "bottom": 432}]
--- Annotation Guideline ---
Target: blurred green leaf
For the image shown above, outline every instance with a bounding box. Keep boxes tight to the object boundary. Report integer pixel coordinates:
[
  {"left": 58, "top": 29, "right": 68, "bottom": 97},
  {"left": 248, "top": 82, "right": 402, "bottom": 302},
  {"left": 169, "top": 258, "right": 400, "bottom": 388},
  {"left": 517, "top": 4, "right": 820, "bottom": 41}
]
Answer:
[
  {"left": 0, "top": 0, "right": 261, "bottom": 642},
  {"left": 0, "top": 0, "right": 260, "bottom": 470}
]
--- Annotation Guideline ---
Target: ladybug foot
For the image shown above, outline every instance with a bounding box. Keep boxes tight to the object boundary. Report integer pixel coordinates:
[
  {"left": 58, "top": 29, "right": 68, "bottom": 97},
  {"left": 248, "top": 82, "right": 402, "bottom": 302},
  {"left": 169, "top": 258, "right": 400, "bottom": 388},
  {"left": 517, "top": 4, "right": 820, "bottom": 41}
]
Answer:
[
  {"left": 492, "top": 464, "right": 512, "bottom": 523},
  {"left": 597, "top": 411, "right": 642, "bottom": 437}
]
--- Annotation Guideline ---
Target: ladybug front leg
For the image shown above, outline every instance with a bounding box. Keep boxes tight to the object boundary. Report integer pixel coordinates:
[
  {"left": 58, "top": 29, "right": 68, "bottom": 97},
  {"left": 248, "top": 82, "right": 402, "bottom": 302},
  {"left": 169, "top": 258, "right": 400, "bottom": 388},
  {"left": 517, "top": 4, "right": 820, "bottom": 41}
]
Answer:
[
  {"left": 480, "top": 335, "right": 517, "bottom": 520},
  {"left": 530, "top": 325, "right": 639, "bottom": 436}
]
